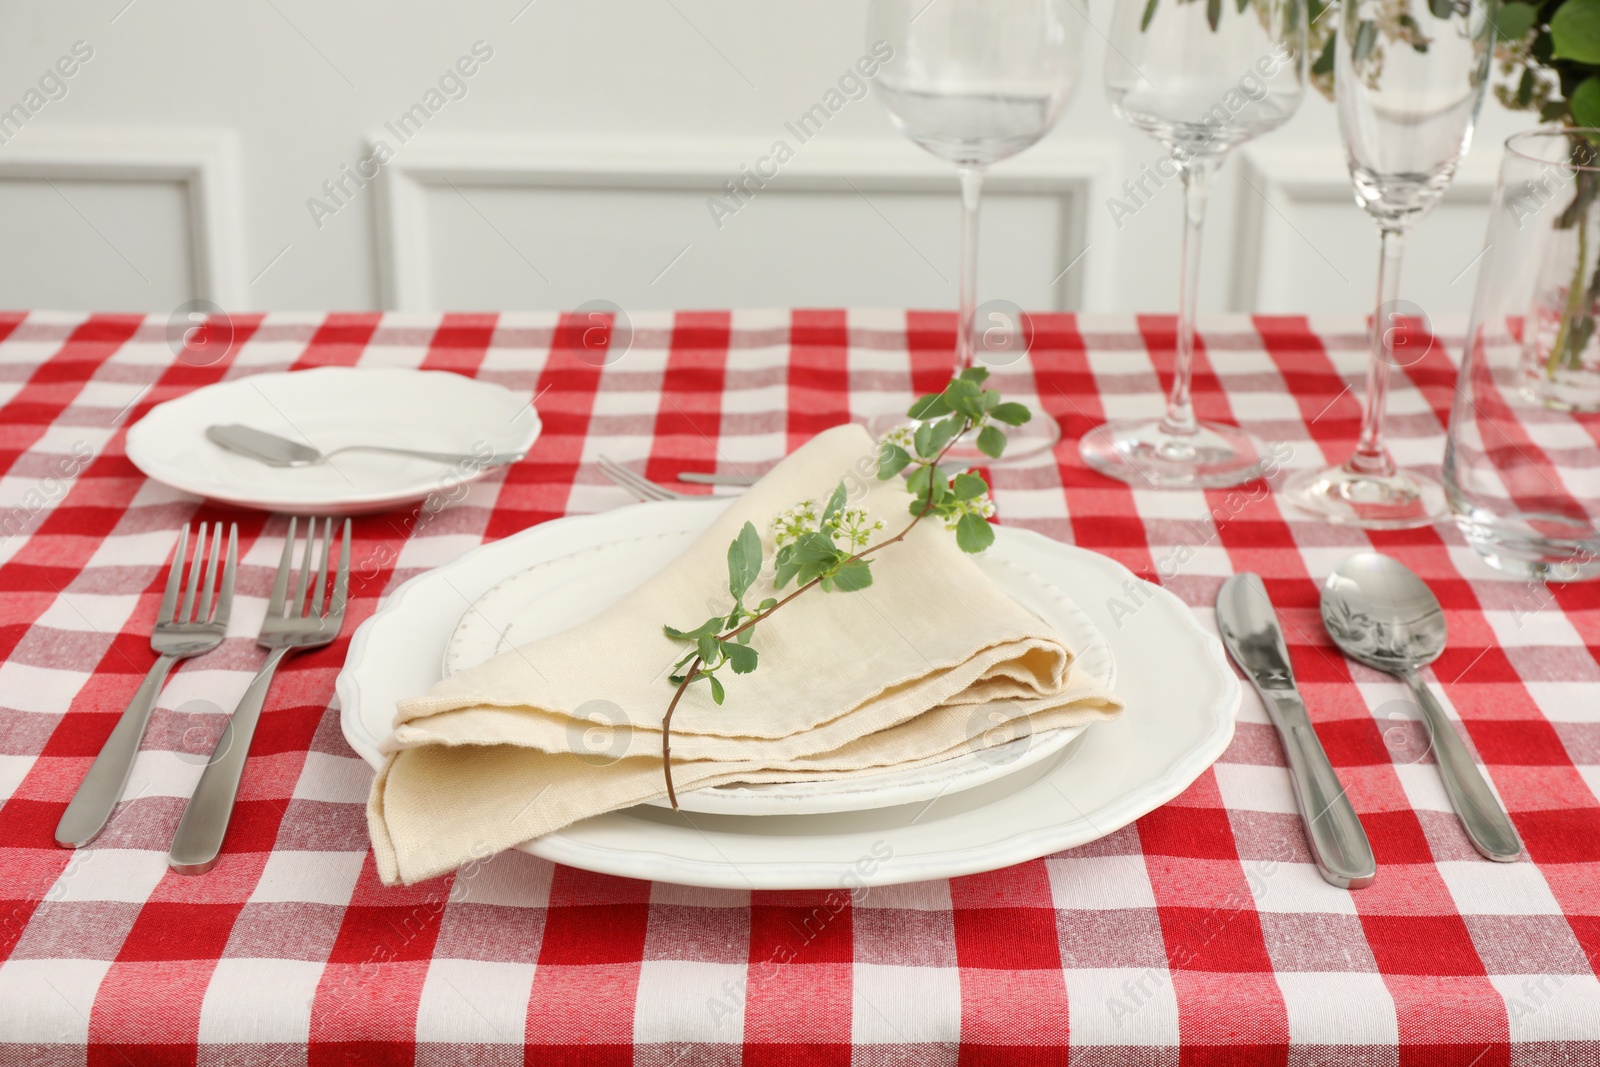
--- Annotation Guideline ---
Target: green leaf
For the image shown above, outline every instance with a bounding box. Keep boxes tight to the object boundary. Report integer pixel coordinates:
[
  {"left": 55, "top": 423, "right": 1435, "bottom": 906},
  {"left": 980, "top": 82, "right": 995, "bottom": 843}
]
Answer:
[
  {"left": 792, "top": 531, "right": 843, "bottom": 563},
  {"left": 953, "top": 472, "right": 988, "bottom": 500},
  {"left": 1206, "top": 0, "right": 1220, "bottom": 31},
  {"left": 1311, "top": 33, "right": 1336, "bottom": 76},
  {"left": 906, "top": 464, "right": 931, "bottom": 497},
  {"left": 757, "top": 597, "right": 778, "bottom": 612},
  {"left": 907, "top": 393, "right": 951, "bottom": 419},
  {"left": 1140, "top": 0, "right": 1159, "bottom": 30},
  {"left": 959, "top": 366, "right": 990, "bottom": 385},
  {"left": 664, "top": 617, "right": 723, "bottom": 642},
  {"left": 913, "top": 421, "right": 936, "bottom": 459},
  {"left": 708, "top": 674, "right": 725, "bottom": 705},
  {"left": 697, "top": 634, "right": 720, "bottom": 665},
  {"left": 735, "top": 625, "right": 754, "bottom": 645},
  {"left": 1352, "top": 19, "right": 1378, "bottom": 63},
  {"left": 922, "top": 416, "right": 962, "bottom": 458},
  {"left": 1427, "top": 0, "right": 1453, "bottom": 20},
  {"left": 727, "top": 521, "right": 762, "bottom": 601},
  {"left": 726, "top": 642, "right": 758, "bottom": 673},
  {"left": 926, "top": 464, "right": 950, "bottom": 503},
  {"left": 942, "top": 378, "right": 985, "bottom": 421},
  {"left": 821, "top": 481, "right": 848, "bottom": 527},
  {"left": 1572, "top": 77, "right": 1600, "bottom": 128},
  {"left": 1494, "top": 1, "right": 1537, "bottom": 39},
  {"left": 989, "top": 401, "right": 1032, "bottom": 426},
  {"left": 877, "top": 442, "right": 912, "bottom": 479},
  {"left": 977, "top": 424, "right": 1007, "bottom": 459},
  {"left": 956, "top": 511, "right": 996, "bottom": 553},
  {"left": 830, "top": 559, "right": 874, "bottom": 591}
]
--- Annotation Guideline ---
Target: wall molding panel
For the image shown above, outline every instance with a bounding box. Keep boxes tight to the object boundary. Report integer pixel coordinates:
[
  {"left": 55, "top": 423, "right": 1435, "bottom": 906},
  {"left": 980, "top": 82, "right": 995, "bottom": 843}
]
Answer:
[
  {"left": 0, "top": 126, "right": 245, "bottom": 308},
  {"left": 372, "top": 133, "right": 1120, "bottom": 313},
  {"left": 1234, "top": 141, "right": 1500, "bottom": 316}
]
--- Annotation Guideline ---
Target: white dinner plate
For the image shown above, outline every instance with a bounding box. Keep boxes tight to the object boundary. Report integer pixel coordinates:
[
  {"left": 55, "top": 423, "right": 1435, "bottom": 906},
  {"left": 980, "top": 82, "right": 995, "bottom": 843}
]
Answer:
[
  {"left": 339, "top": 500, "right": 1241, "bottom": 889},
  {"left": 126, "top": 367, "right": 539, "bottom": 515},
  {"left": 435, "top": 525, "right": 1116, "bottom": 816}
]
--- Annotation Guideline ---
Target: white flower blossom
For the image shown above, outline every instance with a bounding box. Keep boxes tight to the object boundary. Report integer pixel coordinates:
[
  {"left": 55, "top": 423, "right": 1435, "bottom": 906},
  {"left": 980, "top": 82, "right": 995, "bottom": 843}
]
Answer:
[
  {"left": 878, "top": 424, "right": 916, "bottom": 452},
  {"left": 771, "top": 499, "right": 821, "bottom": 548},
  {"left": 826, "top": 506, "right": 886, "bottom": 550}
]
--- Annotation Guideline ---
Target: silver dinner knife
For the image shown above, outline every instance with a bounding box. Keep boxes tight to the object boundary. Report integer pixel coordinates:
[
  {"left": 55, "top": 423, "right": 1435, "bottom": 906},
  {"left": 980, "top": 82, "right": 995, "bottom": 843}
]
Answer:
[{"left": 1216, "top": 573, "right": 1376, "bottom": 890}]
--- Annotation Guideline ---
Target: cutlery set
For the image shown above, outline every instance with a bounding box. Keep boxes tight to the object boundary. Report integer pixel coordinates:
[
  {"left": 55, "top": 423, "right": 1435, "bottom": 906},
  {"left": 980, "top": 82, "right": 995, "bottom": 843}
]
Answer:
[
  {"left": 1219, "top": 555, "right": 1522, "bottom": 890},
  {"left": 55, "top": 516, "right": 351, "bottom": 875}
]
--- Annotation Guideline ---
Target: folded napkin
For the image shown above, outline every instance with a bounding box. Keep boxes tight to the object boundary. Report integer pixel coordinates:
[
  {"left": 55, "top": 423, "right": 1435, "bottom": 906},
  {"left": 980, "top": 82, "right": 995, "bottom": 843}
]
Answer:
[{"left": 368, "top": 424, "right": 1124, "bottom": 884}]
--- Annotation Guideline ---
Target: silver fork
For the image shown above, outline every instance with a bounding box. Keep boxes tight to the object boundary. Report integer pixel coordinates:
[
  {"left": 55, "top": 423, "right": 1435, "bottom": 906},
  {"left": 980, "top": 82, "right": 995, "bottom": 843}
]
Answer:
[
  {"left": 169, "top": 515, "right": 350, "bottom": 875},
  {"left": 597, "top": 455, "right": 690, "bottom": 501},
  {"left": 56, "top": 522, "right": 238, "bottom": 849}
]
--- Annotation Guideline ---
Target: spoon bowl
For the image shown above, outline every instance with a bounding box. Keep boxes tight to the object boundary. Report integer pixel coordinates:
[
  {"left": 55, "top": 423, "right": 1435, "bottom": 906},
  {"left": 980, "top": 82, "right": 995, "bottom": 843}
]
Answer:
[
  {"left": 1320, "top": 552, "right": 1447, "bottom": 673},
  {"left": 1319, "top": 551, "right": 1522, "bottom": 862}
]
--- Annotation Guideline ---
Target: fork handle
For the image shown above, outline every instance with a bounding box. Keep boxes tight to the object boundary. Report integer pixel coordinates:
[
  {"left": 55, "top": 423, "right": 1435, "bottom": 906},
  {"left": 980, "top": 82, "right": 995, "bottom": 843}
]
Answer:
[
  {"left": 168, "top": 646, "right": 290, "bottom": 875},
  {"left": 55, "top": 655, "right": 178, "bottom": 848}
]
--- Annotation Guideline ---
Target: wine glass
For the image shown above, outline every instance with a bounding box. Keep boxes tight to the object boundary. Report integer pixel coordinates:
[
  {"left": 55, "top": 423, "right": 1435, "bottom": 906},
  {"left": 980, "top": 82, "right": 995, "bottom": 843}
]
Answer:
[
  {"left": 867, "top": 0, "right": 1085, "bottom": 461},
  {"left": 1080, "top": 0, "right": 1306, "bottom": 488},
  {"left": 1284, "top": 0, "right": 1493, "bottom": 528}
]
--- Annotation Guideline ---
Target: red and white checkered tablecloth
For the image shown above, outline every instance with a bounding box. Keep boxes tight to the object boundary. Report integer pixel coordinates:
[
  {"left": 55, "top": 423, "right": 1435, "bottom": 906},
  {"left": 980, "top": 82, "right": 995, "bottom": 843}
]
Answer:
[{"left": 1, "top": 309, "right": 1598, "bottom": 1065}]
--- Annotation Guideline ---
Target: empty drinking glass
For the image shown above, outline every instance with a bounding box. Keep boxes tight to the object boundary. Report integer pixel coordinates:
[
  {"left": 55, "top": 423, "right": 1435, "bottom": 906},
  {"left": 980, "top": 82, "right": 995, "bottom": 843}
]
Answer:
[
  {"left": 1285, "top": 0, "right": 1493, "bottom": 527},
  {"left": 1444, "top": 128, "right": 1600, "bottom": 581},
  {"left": 1080, "top": 0, "right": 1305, "bottom": 488},
  {"left": 867, "top": 0, "right": 1086, "bottom": 461}
]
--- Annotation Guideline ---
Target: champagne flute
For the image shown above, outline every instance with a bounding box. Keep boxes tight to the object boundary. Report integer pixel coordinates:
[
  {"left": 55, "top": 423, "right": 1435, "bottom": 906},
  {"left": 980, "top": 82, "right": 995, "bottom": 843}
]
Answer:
[
  {"left": 1285, "top": 0, "right": 1493, "bottom": 528},
  {"left": 867, "top": 0, "right": 1085, "bottom": 461},
  {"left": 1081, "top": 0, "right": 1306, "bottom": 488}
]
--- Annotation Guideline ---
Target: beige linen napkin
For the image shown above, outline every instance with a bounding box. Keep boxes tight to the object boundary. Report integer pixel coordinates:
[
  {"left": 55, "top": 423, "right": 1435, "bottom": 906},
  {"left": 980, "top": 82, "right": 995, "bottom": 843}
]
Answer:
[{"left": 368, "top": 424, "right": 1123, "bottom": 884}]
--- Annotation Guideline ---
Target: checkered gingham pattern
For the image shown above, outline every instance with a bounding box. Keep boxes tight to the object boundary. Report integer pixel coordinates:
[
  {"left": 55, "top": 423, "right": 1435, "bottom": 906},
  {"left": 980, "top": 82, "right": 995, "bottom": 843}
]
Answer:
[{"left": 1, "top": 308, "right": 1598, "bottom": 1066}]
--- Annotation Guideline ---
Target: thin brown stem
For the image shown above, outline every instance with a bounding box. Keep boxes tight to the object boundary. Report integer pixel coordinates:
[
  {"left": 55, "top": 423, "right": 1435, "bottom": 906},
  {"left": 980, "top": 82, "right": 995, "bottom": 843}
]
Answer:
[{"left": 657, "top": 428, "right": 970, "bottom": 807}]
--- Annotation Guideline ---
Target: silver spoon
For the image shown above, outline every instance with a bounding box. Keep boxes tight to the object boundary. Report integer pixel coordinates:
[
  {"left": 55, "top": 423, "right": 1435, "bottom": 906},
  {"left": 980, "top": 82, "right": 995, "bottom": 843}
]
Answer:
[
  {"left": 1321, "top": 552, "right": 1522, "bottom": 862},
  {"left": 207, "top": 424, "right": 523, "bottom": 469}
]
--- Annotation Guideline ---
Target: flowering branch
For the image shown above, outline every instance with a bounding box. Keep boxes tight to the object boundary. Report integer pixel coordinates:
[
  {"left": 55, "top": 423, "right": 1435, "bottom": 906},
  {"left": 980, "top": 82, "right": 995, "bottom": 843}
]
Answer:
[{"left": 657, "top": 367, "right": 1030, "bottom": 807}]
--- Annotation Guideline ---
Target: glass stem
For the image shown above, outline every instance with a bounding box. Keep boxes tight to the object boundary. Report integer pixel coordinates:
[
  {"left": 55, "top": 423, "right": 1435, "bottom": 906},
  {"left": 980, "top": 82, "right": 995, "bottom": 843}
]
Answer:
[
  {"left": 956, "top": 165, "right": 984, "bottom": 373},
  {"left": 1349, "top": 224, "right": 1407, "bottom": 477},
  {"left": 1160, "top": 157, "right": 1216, "bottom": 439}
]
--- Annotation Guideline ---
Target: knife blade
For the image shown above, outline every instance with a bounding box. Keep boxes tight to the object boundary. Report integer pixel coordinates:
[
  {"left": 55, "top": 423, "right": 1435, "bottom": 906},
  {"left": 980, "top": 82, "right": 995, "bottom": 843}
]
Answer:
[{"left": 1216, "top": 573, "right": 1376, "bottom": 890}]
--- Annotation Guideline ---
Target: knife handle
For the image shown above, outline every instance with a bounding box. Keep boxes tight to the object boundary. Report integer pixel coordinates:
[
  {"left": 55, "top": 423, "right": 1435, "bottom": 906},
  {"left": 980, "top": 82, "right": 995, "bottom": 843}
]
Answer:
[{"left": 1271, "top": 697, "right": 1376, "bottom": 889}]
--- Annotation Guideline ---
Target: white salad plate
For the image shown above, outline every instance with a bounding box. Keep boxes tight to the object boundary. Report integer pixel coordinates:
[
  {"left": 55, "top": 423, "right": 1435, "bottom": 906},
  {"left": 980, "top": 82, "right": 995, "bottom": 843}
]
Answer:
[
  {"left": 339, "top": 499, "right": 1241, "bottom": 889},
  {"left": 435, "top": 527, "right": 1116, "bottom": 816},
  {"left": 126, "top": 367, "right": 539, "bottom": 515}
]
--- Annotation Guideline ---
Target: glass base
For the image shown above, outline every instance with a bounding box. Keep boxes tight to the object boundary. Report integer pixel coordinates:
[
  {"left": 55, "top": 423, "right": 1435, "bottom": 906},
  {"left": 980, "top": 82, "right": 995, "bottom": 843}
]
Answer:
[
  {"left": 1079, "top": 418, "right": 1268, "bottom": 489},
  {"left": 864, "top": 409, "right": 1061, "bottom": 464},
  {"left": 1284, "top": 462, "right": 1446, "bottom": 530},
  {"left": 1449, "top": 506, "right": 1600, "bottom": 581}
]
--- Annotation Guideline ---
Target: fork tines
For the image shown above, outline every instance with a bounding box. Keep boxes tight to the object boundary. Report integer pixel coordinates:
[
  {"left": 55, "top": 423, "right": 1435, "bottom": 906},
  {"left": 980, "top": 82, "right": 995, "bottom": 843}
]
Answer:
[
  {"left": 596, "top": 455, "right": 681, "bottom": 501},
  {"left": 270, "top": 516, "right": 351, "bottom": 623},
  {"left": 161, "top": 521, "right": 237, "bottom": 628}
]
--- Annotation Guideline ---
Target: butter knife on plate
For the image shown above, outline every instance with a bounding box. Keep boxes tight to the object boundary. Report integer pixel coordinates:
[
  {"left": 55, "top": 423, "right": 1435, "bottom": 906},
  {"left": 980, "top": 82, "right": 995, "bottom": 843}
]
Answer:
[{"left": 1216, "top": 573, "right": 1376, "bottom": 889}]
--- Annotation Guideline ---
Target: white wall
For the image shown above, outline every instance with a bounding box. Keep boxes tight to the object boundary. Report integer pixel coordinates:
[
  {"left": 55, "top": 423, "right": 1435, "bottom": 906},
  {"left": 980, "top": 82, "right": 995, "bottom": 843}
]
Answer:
[{"left": 0, "top": 0, "right": 1535, "bottom": 321}]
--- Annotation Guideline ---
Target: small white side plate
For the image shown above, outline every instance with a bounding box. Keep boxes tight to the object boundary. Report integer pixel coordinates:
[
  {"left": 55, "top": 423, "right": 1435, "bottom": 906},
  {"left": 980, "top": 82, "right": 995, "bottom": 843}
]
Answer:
[{"left": 126, "top": 367, "right": 539, "bottom": 515}]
